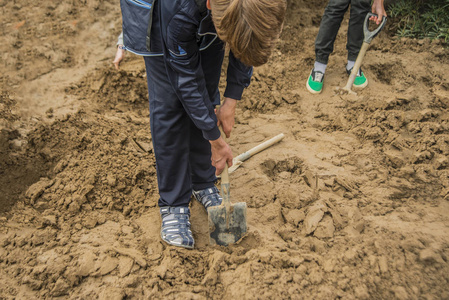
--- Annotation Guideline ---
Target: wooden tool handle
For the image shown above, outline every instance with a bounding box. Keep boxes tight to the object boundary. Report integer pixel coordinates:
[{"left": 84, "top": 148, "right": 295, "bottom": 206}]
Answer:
[
  {"left": 234, "top": 133, "right": 285, "bottom": 163},
  {"left": 218, "top": 128, "right": 231, "bottom": 209},
  {"left": 343, "top": 42, "right": 369, "bottom": 91}
]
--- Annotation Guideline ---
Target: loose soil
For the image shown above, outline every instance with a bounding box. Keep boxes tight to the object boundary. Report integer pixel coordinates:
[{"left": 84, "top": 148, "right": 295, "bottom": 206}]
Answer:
[{"left": 1, "top": 0, "right": 449, "bottom": 299}]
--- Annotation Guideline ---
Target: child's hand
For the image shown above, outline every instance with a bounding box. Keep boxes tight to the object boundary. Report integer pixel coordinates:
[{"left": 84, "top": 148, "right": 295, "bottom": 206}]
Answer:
[
  {"left": 216, "top": 97, "right": 237, "bottom": 138},
  {"left": 370, "top": 0, "right": 387, "bottom": 25},
  {"left": 210, "top": 136, "right": 233, "bottom": 176},
  {"left": 113, "top": 46, "right": 125, "bottom": 70}
]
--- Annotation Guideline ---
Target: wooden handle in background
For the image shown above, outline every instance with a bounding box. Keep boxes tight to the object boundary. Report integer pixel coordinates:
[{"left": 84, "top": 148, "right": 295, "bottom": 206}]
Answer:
[{"left": 234, "top": 133, "right": 285, "bottom": 163}]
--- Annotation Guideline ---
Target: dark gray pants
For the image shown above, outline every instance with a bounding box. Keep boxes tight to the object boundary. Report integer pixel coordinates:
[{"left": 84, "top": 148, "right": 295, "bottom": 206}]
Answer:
[{"left": 315, "top": 0, "right": 370, "bottom": 64}]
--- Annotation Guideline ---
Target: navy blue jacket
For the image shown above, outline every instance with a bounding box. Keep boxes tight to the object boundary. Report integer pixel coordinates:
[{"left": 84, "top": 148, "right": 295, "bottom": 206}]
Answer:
[{"left": 121, "top": 0, "right": 253, "bottom": 140}]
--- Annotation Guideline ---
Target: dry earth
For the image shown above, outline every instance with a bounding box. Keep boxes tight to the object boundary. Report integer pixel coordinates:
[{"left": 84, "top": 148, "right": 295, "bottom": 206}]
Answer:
[{"left": 1, "top": 0, "right": 449, "bottom": 299}]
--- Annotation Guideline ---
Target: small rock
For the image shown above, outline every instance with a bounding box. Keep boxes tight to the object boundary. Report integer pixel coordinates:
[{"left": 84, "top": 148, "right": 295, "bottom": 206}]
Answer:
[
  {"left": 121, "top": 225, "right": 134, "bottom": 235},
  {"left": 135, "top": 140, "right": 152, "bottom": 152},
  {"left": 353, "top": 220, "right": 365, "bottom": 234},
  {"left": 119, "top": 256, "right": 134, "bottom": 277},
  {"left": 77, "top": 252, "right": 97, "bottom": 277},
  {"left": 314, "top": 214, "right": 335, "bottom": 239},
  {"left": 97, "top": 256, "right": 119, "bottom": 276},
  {"left": 338, "top": 278, "right": 350, "bottom": 290},
  {"left": 354, "top": 285, "right": 370, "bottom": 299},
  {"left": 22, "top": 276, "right": 43, "bottom": 290},
  {"left": 393, "top": 286, "right": 409, "bottom": 300},
  {"left": 288, "top": 256, "right": 304, "bottom": 267},
  {"left": 303, "top": 170, "right": 318, "bottom": 189},
  {"left": 107, "top": 174, "right": 117, "bottom": 187},
  {"left": 83, "top": 217, "right": 97, "bottom": 229},
  {"left": 25, "top": 178, "right": 54, "bottom": 204},
  {"left": 242, "top": 110, "right": 251, "bottom": 119},
  {"left": 42, "top": 215, "right": 57, "bottom": 226},
  {"left": 97, "top": 215, "right": 107, "bottom": 225},
  {"left": 112, "top": 247, "right": 147, "bottom": 268},
  {"left": 282, "top": 92, "right": 300, "bottom": 104},
  {"left": 347, "top": 207, "right": 362, "bottom": 222},
  {"left": 309, "top": 270, "right": 323, "bottom": 285},
  {"left": 304, "top": 203, "right": 326, "bottom": 235},
  {"left": 73, "top": 194, "right": 87, "bottom": 205},
  {"left": 123, "top": 206, "right": 132, "bottom": 216},
  {"left": 154, "top": 263, "right": 167, "bottom": 279},
  {"left": 130, "top": 187, "right": 146, "bottom": 203},
  {"left": 419, "top": 248, "right": 444, "bottom": 264},
  {"left": 384, "top": 149, "right": 405, "bottom": 168},
  {"left": 53, "top": 160, "right": 68, "bottom": 173},
  {"left": 51, "top": 278, "right": 70, "bottom": 297},
  {"left": 378, "top": 256, "right": 388, "bottom": 274},
  {"left": 68, "top": 201, "right": 81, "bottom": 213},
  {"left": 302, "top": 254, "right": 318, "bottom": 262},
  {"left": 9, "top": 139, "right": 23, "bottom": 150},
  {"left": 435, "top": 155, "right": 449, "bottom": 169},
  {"left": 144, "top": 198, "right": 156, "bottom": 207},
  {"left": 282, "top": 208, "right": 305, "bottom": 227},
  {"left": 279, "top": 171, "right": 292, "bottom": 180},
  {"left": 323, "top": 259, "right": 335, "bottom": 272},
  {"left": 99, "top": 287, "right": 125, "bottom": 300}
]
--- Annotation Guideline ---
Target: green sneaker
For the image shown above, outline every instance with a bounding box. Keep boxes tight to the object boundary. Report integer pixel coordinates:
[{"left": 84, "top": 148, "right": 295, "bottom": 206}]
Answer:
[
  {"left": 347, "top": 67, "right": 368, "bottom": 89},
  {"left": 306, "top": 69, "right": 324, "bottom": 94}
]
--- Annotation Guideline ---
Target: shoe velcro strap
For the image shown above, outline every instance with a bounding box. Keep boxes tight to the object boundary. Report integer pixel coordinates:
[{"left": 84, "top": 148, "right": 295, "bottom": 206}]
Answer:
[
  {"left": 162, "top": 232, "right": 194, "bottom": 247},
  {"left": 160, "top": 206, "right": 190, "bottom": 216},
  {"left": 162, "top": 219, "right": 191, "bottom": 227},
  {"left": 193, "top": 187, "right": 222, "bottom": 208},
  {"left": 195, "top": 187, "right": 216, "bottom": 197},
  {"left": 162, "top": 227, "right": 192, "bottom": 234}
]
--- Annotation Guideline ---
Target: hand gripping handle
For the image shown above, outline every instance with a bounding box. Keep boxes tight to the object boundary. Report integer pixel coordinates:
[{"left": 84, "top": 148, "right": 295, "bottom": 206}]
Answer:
[{"left": 363, "top": 12, "right": 387, "bottom": 44}]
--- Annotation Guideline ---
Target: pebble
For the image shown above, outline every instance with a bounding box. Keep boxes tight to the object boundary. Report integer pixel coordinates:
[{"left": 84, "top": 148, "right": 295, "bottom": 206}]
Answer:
[
  {"left": 98, "top": 256, "right": 119, "bottom": 276},
  {"left": 393, "top": 286, "right": 409, "bottom": 300},
  {"left": 354, "top": 284, "right": 369, "bottom": 299},
  {"left": 314, "top": 215, "right": 335, "bottom": 239},
  {"left": 119, "top": 256, "right": 134, "bottom": 277},
  {"left": 419, "top": 248, "right": 443, "bottom": 264},
  {"left": 106, "top": 174, "right": 117, "bottom": 187},
  {"left": 77, "top": 252, "right": 97, "bottom": 277},
  {"left": 309, "top": 270, "right": 323, "bottom": 285},
  {"left": 323, "top": 259, "right": 336, "bottom": 273},
  {"left": 50, "top": 278, "right": 69, "bottom": 297},
  {"left": 99, "top": 288, "right": 125, "bottom": 300},
  {"left": 378, "top": 256, "right": 388, "bottom": 274},
  {"left": 304, "top": 207, "right": 325, "bottom": 235}
]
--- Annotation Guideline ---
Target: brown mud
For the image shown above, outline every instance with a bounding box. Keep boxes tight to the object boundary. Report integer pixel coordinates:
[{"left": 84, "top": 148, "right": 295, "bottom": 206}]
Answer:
[{"left": 1, "top": 0, "right": 449, "bottom": 299}]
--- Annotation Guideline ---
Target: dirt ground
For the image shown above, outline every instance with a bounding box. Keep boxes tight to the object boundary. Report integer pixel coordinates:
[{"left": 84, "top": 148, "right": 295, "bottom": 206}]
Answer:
[{"left": 1, "top": 0, "right": 449, "bottom": 299}]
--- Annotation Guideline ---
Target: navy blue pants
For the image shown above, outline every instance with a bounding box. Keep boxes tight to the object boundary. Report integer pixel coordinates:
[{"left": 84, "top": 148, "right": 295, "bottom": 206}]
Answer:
[
  {"left": 315, "top": 0, "right": 370, "bottom": 64},
  {"left": 144, "top": 40, "right": 224, "bottom": 207}
]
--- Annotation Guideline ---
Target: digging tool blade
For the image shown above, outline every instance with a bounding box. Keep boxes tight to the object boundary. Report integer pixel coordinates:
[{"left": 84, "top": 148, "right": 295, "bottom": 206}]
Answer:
[{"left": 208, "top": 128, "right": 247, "bottom": 246}]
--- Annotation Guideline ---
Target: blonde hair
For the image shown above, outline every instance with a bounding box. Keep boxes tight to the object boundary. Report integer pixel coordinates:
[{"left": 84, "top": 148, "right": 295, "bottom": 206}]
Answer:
[{"left": 210, "top": 0, "right": 286, "bottom": 67}]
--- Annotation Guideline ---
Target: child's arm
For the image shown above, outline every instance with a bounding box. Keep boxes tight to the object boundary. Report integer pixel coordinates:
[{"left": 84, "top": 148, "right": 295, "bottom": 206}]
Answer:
[
  {"left": 216, "top": 97, "right": 236, "bottom": 138},
  {"left": 162, "top": 11, "right": 221, "bottom": 141},
  {"left": 370, "top": 0, "right": 387, "bottom": 25},
  {"left": 113, "top": 32, "right": 125, "bottom": 70},
  {"left": 217, "top": 51, "right": 253, "bottom": 138}
]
